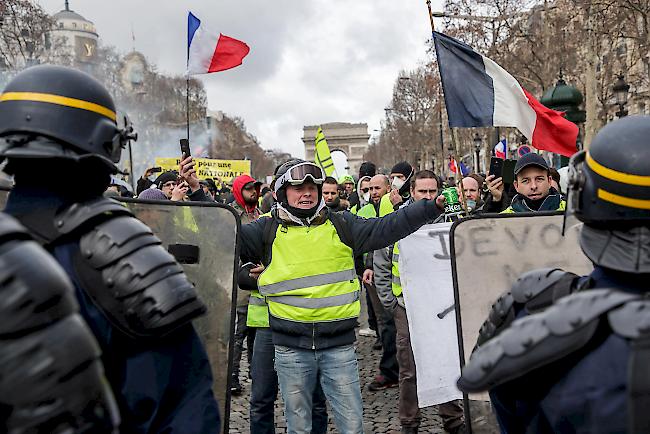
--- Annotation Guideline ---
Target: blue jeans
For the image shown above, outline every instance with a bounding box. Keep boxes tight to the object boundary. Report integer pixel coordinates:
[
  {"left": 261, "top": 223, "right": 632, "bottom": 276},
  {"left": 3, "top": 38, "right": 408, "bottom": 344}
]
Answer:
[
  {"left": 275, "top": 344, "right": 363, "bottom": 434},
  {"left": 251, "top": 328, "right": 328, "bottom": 434}
]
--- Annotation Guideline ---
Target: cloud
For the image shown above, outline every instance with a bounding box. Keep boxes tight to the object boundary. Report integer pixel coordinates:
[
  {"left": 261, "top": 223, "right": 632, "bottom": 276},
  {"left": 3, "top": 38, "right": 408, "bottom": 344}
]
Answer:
[{"left": 38, "top": 0, "right": 440, "bottom": 158}]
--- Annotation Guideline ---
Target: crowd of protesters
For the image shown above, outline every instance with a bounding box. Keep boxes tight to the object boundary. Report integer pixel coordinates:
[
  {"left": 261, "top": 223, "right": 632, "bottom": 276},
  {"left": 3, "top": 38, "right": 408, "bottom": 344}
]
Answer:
[{"left": 105, "top": 150, "right": 567, "bottom": 434}]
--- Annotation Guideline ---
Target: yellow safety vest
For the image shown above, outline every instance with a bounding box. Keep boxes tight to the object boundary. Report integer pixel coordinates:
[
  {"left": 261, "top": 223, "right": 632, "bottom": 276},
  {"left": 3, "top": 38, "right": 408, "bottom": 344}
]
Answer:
[
  {"left": 247, "top": 291, "right": 270, "bottom": 327},
  {"left": 258, "top": 220, "right": 360, "bottom": 323},
  {"left": 247, "top": 211, "right": 272, "bottom": 328},
  {"left": 391, "top": 242, "right": 402, "bottom": 297},
  {"left": 501, "top": 200, "right": 566, "bottom": 214}
]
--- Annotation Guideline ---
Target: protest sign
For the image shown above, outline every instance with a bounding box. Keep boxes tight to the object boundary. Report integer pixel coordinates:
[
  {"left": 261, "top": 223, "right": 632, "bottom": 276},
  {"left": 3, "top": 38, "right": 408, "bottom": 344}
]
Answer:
[
  {"left": 155, "top": 158, "right": 251, "bottom": 183},
  {"left": 398, "top": 222, "right": 463, "bottom": 407}
]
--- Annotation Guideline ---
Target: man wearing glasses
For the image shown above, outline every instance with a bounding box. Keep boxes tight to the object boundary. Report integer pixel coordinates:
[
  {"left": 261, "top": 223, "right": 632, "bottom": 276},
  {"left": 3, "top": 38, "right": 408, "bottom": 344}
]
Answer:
[{"left": 238, "top": 159, "right": 444, "bottom": 433}]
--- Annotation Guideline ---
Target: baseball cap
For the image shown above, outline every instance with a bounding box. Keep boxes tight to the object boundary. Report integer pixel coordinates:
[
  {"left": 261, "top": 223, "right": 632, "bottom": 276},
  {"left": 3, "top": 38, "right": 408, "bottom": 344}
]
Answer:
[{"left": 514, "top": 153, "right": 549, "bottom": 175}]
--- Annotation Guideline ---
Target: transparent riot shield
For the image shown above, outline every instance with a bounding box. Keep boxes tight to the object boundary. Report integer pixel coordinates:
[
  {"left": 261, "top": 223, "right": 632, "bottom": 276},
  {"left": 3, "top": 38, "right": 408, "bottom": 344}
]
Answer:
[
  {"left": 450, "top": 212, "right": 592, "bottom": 433},
  {"left": 117, "top": 197, "right": 239, "bottom": 434}
]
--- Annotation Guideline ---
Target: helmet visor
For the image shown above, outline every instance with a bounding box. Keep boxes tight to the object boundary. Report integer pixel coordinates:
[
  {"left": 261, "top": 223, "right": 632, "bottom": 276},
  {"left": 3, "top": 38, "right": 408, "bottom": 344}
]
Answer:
[
  {"left": 562, "top": 150, "right": 586, "bottom": 236},
  {"left": 274, "top": 162, "right": 325, "bottom": 192}
]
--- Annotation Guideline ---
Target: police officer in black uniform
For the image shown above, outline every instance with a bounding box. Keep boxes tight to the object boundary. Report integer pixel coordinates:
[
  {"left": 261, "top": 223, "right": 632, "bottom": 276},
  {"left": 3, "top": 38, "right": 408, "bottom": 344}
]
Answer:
[
  {"left": 0, "top": 212, "right": 119, "bottom": 433},
  {"left": 457, "top": 115, "right": 650, "bottom": 433},
  {"left": 0, "top": 65, "right": 220, "bottom": 433}
]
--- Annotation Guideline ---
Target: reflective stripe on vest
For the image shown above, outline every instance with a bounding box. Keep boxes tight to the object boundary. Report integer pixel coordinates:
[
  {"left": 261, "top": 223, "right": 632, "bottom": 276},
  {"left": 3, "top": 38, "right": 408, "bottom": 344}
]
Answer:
[
  {"left": 391, "top": 242, "right": 402, "bottom": 297},
  {"left": 257, "top": 219, "right": 360, "bottom": 323},
  {"left": 247, "top": 290, "right": 270, "bottom": 328},
  {"left": 249, "top": 295, "right": 267, "bottom": 306},
  {"left": 259, "top": 269, "right": 357, "bottom": 295}
]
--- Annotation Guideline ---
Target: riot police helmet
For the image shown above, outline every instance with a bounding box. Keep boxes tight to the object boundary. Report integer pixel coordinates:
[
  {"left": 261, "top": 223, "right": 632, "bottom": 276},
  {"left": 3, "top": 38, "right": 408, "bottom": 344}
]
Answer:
[
  {"left": 567, "top": 115, "right": 650, "bottom": 273},
  {"left": 567, "top": 115, "right": 650, "bottom": 226},
  {"left": 0, "top": 65, "right": 136, "bottom": 173}
]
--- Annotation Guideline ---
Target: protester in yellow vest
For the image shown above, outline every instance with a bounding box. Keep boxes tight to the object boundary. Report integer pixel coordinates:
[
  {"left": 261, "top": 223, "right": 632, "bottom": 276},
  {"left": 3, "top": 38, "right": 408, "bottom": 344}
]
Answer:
[
  {"left": 500, "top": 153, "right": 566, "bottom": 213},
  {"left": 373, "top": 170, "right": 464, "bottom": 434},
  {"left": 238, "top": 159, "right": 445, "bottom": 433}
]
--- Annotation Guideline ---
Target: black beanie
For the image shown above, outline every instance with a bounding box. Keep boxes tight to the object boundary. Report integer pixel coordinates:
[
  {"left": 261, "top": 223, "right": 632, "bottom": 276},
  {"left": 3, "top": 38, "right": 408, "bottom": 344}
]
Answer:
[
  {"left": 359, "top": 161, "right": 376, "bottom": 178},
  {"left": 154, "top": 171, "right": 178, "bottom": 189},
  {"left": 390, "top": 161, "right": 413, "bottom": 178}
]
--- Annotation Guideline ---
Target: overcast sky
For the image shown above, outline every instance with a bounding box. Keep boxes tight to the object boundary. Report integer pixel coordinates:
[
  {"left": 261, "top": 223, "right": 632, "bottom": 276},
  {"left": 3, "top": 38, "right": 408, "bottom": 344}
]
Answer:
[{"left": 38, "top": 0, "right": 444, "bottom": 158}]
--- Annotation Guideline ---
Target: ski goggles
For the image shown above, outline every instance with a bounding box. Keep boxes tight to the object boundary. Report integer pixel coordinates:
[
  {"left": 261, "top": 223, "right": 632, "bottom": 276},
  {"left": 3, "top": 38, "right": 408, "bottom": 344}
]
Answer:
[{"left": 274, "top": 162, "right": 325, "bottom": 193}]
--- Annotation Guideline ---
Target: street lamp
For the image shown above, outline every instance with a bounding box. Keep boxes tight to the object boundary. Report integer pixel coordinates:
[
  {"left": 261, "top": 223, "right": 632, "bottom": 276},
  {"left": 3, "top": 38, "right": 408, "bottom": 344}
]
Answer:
[
  {"left": 613, "top": 74, "right": 630, "bottom": 118},
  {"left": 473, "top": 133, "right": 482, "bottom": 173}
]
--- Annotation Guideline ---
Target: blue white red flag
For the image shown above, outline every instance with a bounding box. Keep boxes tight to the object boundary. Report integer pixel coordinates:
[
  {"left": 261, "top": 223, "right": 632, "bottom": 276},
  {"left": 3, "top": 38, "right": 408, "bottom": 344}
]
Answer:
[
  {"left": 187, "top": 12, "right": 250, "bottom": 75},
  {"left": 433, "top": 32, "right": 578, "bottom": 157},
  {"left": 494, "top": 139, "right": 507, "bottom": 159},
  {"left": 448, "top": 157, "right": 470, "bottom": 176}
]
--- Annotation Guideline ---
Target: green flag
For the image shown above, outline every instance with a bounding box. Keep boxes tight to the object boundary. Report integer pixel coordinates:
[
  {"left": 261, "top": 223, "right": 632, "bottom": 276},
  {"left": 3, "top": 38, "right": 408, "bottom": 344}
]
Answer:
[{"left": 314, "top": 127, "right": 336, "bottom": 176}]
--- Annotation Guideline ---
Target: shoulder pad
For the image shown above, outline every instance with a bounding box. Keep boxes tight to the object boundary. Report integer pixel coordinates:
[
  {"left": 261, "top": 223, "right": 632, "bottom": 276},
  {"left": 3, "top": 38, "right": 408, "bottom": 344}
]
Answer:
[
  {"left": 55, "top": 197, "right": 132, "bottom": 235},
  {"left": 458, "top": 289, "right": 638, "bottom": 393},
  {"left": 0, "top": 219, "right": 77, "bottom": 336},
  {"left": 1, "top": 314, "right": 118, "bottom": 432},
  {"left": 511, "top": 268, "right": 578, "bottom": 313},
  {"left": 475, "top": 291, "right": 515, "bottom": 348},
  {"left": 609, "top": 300, "right": 650, "bottom": 339},
  {"left": 74, "top": 214, "right": 206, "bottom": 338}
]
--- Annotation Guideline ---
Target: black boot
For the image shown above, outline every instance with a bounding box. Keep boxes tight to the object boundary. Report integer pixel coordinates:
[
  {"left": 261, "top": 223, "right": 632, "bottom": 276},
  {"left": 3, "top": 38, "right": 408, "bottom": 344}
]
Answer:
[{"left": 401, "top": 426, "right": 418, "bottom": 434}]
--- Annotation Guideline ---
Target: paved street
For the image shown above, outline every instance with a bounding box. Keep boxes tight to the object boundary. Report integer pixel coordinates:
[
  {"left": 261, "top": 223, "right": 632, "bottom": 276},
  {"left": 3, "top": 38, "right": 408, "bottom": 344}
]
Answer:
[{"left": 228, "top": 332, "right": 444, "bottom": 433}]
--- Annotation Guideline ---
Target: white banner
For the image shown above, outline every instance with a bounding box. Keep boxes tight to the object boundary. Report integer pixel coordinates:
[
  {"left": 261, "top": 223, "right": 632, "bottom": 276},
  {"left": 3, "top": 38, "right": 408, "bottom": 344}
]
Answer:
[{"left": 398, "top": 222, "right": 462, "bottom": 408}]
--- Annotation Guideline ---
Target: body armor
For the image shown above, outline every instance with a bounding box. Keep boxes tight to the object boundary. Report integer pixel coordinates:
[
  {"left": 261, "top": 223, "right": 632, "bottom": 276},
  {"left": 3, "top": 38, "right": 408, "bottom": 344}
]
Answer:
[{"left": 0, "top": 213, "right": 118, "bottom": 433}]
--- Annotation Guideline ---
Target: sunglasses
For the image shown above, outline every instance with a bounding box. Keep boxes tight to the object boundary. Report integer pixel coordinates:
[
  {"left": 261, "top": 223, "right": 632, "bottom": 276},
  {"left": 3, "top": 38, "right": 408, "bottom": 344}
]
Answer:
[{"left": 361, "top": 188, "right": 370, "bottom": 193}]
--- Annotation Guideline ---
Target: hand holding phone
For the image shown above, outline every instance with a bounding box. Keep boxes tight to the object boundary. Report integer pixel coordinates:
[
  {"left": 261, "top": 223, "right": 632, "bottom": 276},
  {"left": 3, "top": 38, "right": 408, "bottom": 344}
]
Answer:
[{"left": 489, "top": 157, "right": 504, "bottom": 178}]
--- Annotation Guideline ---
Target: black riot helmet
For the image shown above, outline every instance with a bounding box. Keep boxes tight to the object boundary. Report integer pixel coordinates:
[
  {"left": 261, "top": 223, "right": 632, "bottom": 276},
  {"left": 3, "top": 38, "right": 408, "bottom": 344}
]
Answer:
[
  {"left": 567, "top": 115, "right": 650, "bottom": 227},
  {"left": 566, "top": 116, "right": 650, "bottom": 273},
  {"left": 0, "top": 64, "right": 136, "bottom": 173}
]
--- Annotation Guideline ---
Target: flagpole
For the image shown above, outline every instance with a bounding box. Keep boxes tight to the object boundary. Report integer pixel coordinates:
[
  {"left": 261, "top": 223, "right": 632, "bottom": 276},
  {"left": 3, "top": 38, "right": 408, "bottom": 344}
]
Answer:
[
  {"left": 450, "top": 128, "right": 469, "bottom": 212},
  {"left": 186, "top": 78, "right": 190, "bottom": 141}
]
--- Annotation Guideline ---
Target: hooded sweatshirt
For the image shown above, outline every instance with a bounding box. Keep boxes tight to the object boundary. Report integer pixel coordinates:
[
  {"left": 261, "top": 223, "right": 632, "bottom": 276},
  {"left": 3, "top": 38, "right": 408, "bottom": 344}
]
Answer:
[{"left": 231, "top": 174, "right": 261, "bottom": 221}]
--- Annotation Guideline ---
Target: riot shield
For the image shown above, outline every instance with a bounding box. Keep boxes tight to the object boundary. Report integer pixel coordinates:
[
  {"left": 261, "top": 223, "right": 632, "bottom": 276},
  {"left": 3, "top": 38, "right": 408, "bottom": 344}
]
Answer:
[
  {"left": 450, "top": 212, "right": 592, "bottom": 433},
  {"left": 117, "top": 197, "right": 239, "bottom": 434}
]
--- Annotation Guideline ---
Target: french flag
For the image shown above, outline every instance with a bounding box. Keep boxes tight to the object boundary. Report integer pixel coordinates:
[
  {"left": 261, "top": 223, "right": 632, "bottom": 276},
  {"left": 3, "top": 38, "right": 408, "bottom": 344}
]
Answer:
[
  {"left": 494, "top": 139, "right": 507, "bottom": 159},
  {"left": 187, "top": 12, "right": 250, "bottom": 75},
  {"left": 433, "top": 32, "right": 578, "bottom": 157}
]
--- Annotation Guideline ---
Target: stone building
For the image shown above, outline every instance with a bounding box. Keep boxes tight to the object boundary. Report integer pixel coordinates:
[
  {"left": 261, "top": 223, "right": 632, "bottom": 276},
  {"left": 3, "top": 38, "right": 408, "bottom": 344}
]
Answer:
[
  {"left": 302, "top": 122, "right": 370, "bottom": 176},
  {"left": 49, "top": 1, "right": 99, "bottom": 67}
]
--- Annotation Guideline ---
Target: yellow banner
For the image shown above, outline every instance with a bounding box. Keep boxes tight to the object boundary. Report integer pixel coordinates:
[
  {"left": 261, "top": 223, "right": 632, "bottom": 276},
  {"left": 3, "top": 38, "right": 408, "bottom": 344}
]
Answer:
[
  {"left": 155, "top": 158, "right": 252, "bottom": 183},
  {"left": 314, "top": 127, "right": 336, "bottom": 176}
]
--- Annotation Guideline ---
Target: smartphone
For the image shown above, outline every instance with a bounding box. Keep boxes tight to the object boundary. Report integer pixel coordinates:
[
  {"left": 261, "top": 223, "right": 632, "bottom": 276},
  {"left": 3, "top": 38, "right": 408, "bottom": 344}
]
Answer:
[
  {"left": 489, "top": 157, "right": 504, "bottom": 178},
  {"left": 179, "top": 138, "right": 191, "bottom": 157},
  {"left": 502, "top": 160, "right": 516, "bottom": 184},
  {"left": 150, "top": 166, "right": 162, "bottom": 173}
]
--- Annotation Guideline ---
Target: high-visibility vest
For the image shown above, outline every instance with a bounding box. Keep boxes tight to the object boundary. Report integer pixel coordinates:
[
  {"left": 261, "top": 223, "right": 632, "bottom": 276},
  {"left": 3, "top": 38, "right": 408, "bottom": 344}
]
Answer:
[
  {"left": 391, "top": 242, "right": 402, "bottom": 297},
  {"left": 258, "top": 220, "right": 360, "bottom": 323},
  {"left": 501, "top": 199, "right": 566, "bottom": 214},
  {"left": 379, "top": 193, "right": 395, "bottom": 217},
  {"left": 356, "top": 193, "right": 394, "bottom": 219},
  {"left": 247, "top": 211, "right": 272, "bottom": 328},
  {"left": 356, "top": 202, "right": 377, "bottom": 219},
  {"left": 247, "top": 291, "right": 270, "bottom": 328}
]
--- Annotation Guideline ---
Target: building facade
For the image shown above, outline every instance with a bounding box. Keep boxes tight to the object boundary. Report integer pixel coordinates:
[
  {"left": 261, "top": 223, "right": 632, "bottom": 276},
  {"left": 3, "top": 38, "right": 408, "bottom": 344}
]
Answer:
[{"left": 302, "top": 122, "right": 370, "bottom": 176}]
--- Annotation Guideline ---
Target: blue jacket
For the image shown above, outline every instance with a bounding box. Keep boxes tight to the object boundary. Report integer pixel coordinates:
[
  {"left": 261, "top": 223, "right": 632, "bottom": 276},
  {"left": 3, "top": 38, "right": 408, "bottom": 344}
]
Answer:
[
  {"left": 5, "top": 187, "right": 220, "bottom": 434},
  {"left": 490, "top": 266, "right": 648, "bottom": 434}
]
